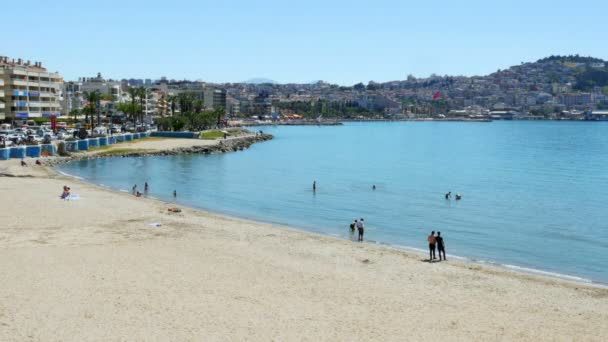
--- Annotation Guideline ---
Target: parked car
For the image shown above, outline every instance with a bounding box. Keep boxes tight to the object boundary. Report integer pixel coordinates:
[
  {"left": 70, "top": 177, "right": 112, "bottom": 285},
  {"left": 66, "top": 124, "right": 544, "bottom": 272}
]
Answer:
[
  {"left": 26, "top": 134, "right": 43, "bottom": 143},
  {"left": 42, "top": 133, "right": 54, "bottom": 144},
  {"left": 0, "top": 136, "right": 13, "bottom": 147},
  {"left": 8, "top": 132, "right": 25, "bottom": 145},
  {"left": 56, "top": 131, "right": 68, "bottom": 140},
  {"left": 92, "top": 126, "right": 107, "bottom": 135}
]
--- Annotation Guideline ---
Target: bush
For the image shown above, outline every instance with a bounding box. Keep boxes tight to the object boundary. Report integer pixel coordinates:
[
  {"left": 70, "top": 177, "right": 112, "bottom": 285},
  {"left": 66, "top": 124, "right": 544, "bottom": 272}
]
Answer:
[{"left": 57, "top": 142, "right": 69, "bottom": 156}]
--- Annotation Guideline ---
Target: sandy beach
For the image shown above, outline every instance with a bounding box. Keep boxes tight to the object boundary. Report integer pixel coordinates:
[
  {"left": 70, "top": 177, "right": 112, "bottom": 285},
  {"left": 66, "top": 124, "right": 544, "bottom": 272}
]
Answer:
[{"left": 1, "top": 156, "right": 607, "bottom": 341}]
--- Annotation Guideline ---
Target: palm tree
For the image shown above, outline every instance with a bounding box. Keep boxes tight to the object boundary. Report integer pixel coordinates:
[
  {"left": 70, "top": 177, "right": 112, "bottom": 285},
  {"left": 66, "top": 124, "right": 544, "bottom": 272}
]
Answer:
[
  {"left": 69, "top": 109, "right": 80, "bottom": 124},
  {"left": 83, "top": 91, "right": 100, "bottom": 128},
  {"left": 166, "top": 95, "right": 177, "bottom": 116},
  {"left": 177, "top": 92, "right": 194, "bottom": 114},
  {"left": 127, "top": 87, "right": 139, "bottom": 124},
  {"left": 137, "top": 87, "right": 147, "bottom": 123}
]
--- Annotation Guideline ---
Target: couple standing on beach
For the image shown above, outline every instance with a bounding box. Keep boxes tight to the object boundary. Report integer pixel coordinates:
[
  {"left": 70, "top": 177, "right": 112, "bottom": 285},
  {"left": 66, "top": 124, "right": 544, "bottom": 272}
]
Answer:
[
  {"left": 427, "top": 231, "right": 446, "bottom": 261},
  {"left": 350, "top": 218, "right": 365, "bottom": 242}
]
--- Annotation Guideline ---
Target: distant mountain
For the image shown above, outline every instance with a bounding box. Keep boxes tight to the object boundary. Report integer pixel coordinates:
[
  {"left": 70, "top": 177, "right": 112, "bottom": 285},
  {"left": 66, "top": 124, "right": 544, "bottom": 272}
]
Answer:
[{"left": 243, "top": 78, "right": 277, "bottom": 84}]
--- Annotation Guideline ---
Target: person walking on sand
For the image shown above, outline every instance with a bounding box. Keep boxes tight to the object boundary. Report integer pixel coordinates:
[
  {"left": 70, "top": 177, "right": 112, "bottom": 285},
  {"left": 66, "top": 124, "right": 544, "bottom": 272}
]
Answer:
[
  {"left": 428, "top": 231, "right": 437, "bottom": 260},
  {"left": 436, "top": 231, "right": 446, "bottom": 261},
  {"left": 356, "top": 218, "right": 365, "bottom": 242}
]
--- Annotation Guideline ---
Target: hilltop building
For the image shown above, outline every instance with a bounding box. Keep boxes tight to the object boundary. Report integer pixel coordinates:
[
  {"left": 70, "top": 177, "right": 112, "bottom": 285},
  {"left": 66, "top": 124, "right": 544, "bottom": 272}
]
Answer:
[{"left": 0, "top": 56, "right": 63, "bottom": 120}]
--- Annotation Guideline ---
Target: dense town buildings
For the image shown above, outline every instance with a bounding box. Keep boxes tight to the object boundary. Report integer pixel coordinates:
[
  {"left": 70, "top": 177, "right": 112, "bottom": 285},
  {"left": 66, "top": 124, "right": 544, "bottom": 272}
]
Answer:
[
  {"left": 0, "top": 56, "right": 63, "bottom": 120},
  {"left": 4, "top": 55, "right": 608, "bottom": 122}
]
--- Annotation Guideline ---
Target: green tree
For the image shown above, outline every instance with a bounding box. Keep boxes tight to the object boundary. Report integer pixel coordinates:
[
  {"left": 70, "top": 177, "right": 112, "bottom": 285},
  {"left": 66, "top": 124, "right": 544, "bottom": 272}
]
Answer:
[
  {"left": 126, "top": 87, "right": 139, "bottom": 124},
  {"left": 83, "top": 90, "right": 101, "bottom": 127},
  {"left": 177, "top": 92, "right": 194, "bottom": 114},
  {"left": 353, "top": 82, "right": 365, "bottom": 91},
  {"left": 116, "top": 103, "right": 140, "bottom": 123},
  {"left": 137, "top": 87, "right": 147, "bottom": 123},
  {"left": 69, "top": 108, "right": 81, "bottom": 123},
  {"left": 166, "top": 95, "right": 177, "bottom": 116}
]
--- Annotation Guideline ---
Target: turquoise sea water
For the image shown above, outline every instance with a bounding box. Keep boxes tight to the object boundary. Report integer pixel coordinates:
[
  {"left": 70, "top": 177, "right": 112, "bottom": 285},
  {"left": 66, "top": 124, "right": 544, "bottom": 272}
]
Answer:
[{"left": 59, "top": 122, "right": 608, "bottom": 284}]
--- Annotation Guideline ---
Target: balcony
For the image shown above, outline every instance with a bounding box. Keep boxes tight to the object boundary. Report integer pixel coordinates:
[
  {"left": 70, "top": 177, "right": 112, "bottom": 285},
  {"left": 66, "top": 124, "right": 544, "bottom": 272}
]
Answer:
[
  {"left": 13, "top": 101, "right": 28, "bottom": 107},
  {"left": 10, "top": 79, "right": 28, "bottom": 86}
]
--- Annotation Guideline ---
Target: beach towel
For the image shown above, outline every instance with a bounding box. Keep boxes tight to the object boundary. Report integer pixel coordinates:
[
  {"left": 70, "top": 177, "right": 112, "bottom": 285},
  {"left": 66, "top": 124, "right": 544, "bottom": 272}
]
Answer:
[
  {"left": 148, "top": 222, "right": 162, "bottom": 227},
  {"left": 67, "top": 194, "right": 81, "bottom": 200}
]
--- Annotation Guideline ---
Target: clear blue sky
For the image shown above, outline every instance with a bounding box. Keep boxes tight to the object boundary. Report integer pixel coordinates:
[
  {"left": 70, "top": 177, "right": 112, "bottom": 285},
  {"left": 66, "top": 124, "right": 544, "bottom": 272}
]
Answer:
[{"left": 4, "top": 0, "right": 607, "bottom": 85}]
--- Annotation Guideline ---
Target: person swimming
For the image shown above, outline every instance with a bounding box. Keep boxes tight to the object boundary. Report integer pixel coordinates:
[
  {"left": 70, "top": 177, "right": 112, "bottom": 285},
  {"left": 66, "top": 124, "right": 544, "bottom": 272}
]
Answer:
[
  {"left": 455, "top": 194, "right": 462, "bottom": 200},
  {"left": 372, "top": 185, "right": 376, "bottom": 190}
]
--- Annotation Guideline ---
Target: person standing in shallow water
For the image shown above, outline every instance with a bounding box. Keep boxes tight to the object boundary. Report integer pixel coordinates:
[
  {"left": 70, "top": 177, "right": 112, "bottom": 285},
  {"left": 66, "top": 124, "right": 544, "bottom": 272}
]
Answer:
[
  {"left": 356, "top": 218, "right": 365, "bottom": 242},
  {"left": 445, "top": 191, "right": 451, "bottom": 200},
  {"left": 428, "top": 231, "right": 437, "bottom": 260},
  {"left": 313, "top": 181, "right": 316, "bottom": 192},
  {"left": 144, "top": 182, "right": 149, "bottom": 192},
  {"left": 436, "top": 231, "right": 446, "bottom": 261},
  {"left": 173, "top": 190, "right": 177, "bottom": 198}
]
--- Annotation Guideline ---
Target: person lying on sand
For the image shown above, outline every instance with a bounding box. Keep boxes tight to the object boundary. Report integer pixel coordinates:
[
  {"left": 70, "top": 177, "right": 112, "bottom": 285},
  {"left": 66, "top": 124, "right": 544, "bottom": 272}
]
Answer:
[{"left": 60, "top": 186, "right": 71, "bottom": 200}]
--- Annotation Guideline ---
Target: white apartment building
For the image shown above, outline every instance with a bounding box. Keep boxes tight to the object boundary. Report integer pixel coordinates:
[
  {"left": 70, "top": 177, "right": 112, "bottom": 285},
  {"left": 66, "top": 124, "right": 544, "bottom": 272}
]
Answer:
[
  {"left": 62, "top": 73, "right": 123, "bottom": 114},
  {"left": 0, "top": 56, "right": 63, "bottom": 120}
]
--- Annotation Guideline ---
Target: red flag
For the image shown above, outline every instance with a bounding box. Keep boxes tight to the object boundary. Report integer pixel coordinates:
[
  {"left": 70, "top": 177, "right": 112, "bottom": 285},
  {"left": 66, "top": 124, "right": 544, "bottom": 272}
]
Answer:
[{"left": 432, "top": 91, "right": 441, "bottom": 100}]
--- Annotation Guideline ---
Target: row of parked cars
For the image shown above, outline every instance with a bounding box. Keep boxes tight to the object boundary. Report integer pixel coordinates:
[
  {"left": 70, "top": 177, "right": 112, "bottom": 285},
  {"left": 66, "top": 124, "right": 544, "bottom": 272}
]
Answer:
[{"left": 0, "top": 123, "right": 156, "bottom": 147}]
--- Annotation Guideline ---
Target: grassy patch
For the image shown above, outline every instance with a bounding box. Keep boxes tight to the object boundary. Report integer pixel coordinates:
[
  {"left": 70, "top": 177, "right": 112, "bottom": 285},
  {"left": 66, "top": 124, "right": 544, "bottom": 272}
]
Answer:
[
  {"left": 201, "top": 130, "right": 225, "bottom": 139},
  {"left": 132, "top": 137, "right": 166, "bottom": 142},
  {"left": 97, "top": 148, "right": 152, "bottom": 156},
  {"left": 87, "top": 145, "right": 112, "bottom": 152}
]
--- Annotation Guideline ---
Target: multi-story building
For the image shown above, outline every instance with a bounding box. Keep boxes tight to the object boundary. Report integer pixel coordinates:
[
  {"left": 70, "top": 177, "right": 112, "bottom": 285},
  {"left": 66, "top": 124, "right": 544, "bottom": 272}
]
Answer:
[
  {"left": 204, "top": 88, "right": 227, "bottom": 111},
  {"left": 0, "top": 56, "right": 63, "bottom": 120},
  {"left": 63, "top": 73, "right": 124, "bottom": 115}
]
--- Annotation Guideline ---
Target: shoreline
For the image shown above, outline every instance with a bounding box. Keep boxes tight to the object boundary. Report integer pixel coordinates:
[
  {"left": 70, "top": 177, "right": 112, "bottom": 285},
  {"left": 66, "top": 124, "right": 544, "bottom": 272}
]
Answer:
[{"left": 55, "top": 165, "right": 607, "bottom": 289}]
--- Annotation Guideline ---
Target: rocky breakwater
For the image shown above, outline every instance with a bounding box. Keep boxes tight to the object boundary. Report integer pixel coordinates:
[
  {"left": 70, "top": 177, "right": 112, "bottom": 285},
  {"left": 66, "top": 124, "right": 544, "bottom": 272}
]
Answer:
[
  {"left": 90, "top": 133, "right": 273, "bottom": 159},
  {"left": 162, "top": 133, "right": 273, "bottom": 156}
]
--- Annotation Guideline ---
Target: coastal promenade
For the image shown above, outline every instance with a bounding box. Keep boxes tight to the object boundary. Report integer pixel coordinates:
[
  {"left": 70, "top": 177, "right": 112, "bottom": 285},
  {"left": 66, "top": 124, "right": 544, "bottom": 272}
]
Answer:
[{"left": 0, "top": 133, "right": 607, "bottom": 341}]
